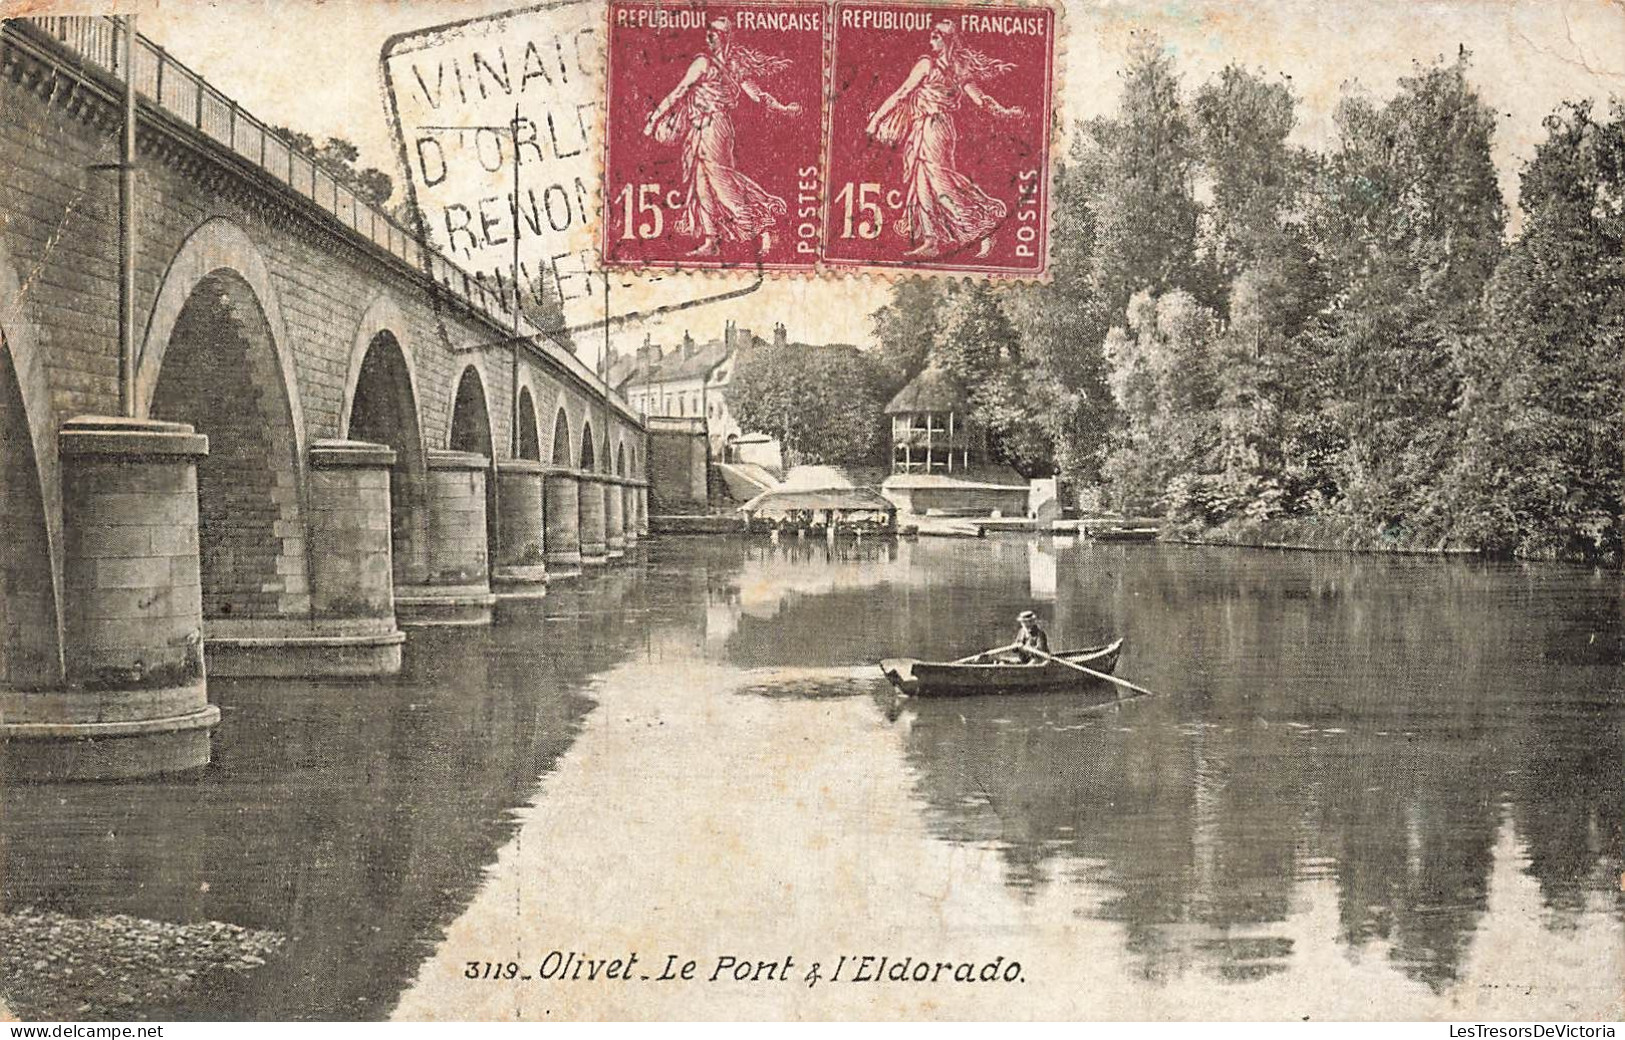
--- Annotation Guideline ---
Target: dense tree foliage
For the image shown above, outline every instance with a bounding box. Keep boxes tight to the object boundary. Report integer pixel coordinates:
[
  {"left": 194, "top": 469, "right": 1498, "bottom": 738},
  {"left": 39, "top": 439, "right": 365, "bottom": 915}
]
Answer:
[
  {"left": 728, "top": 342, "right": 890, "bottom": 467},
  {"left": 272, "top": 130, "right": 394, "bottom": 207},
  {"left": 1102, "top": 290, "right": 1221, "bottom": 514},
  {"left": 935, "top": 283, "right": 1057, "bottom": 476},
  {"left": 869, "top": 278, "right": 943, "bottom": 388},
  {"left": 1313, "top": 57, "right": 1506, "bottom": 540},
  {"left": 1446, "top": 100, "right": 1624, "bottom": 559},
  {"left": 863, "top": 42, "right": 1617, "bottom": 561},
  {"left": 1003, "top": 157, "right": 1115, "bottom": 485},
  {"left": 1081, "top": 40, "right": 1206, "bottom": 316}
]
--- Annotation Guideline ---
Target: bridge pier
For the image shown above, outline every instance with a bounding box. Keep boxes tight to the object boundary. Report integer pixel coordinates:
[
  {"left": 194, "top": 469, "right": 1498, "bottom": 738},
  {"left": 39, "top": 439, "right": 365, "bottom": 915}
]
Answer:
[
  {"left": 621, "top": 484, "right": 639, "bottom": 547},
  {"left": 620, "top": 484, "right": 633, "bottom": 549},
  {"left": 579, "top": 475, "right": 608, "bottom": 566},
  {"left": 605, "top": 479, "right": 626, "bottom": 559},
  {"left": 493, "top": 459, "right": 547, "bottom": 599},
  {"left": 636, "top": 487, "right": 650, "bottom": 536},
  {"left": 1, "top": 418, "right": 217, "bottom": 780},
  {"left": 395, "top": 450, "right": 495, "bottom": 627},
  {"left": 543, "top": 470, "right": 582, "bottom": 578},
  {"left": 205, "top": 440, "right": 407, "bottom": 677}
]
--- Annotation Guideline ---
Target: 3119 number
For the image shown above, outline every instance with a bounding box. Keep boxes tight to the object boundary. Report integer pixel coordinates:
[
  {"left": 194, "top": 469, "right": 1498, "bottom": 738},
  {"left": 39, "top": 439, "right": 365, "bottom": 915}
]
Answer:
[{"left": 465, "top": 961, "right": 522, "bottom": 980}]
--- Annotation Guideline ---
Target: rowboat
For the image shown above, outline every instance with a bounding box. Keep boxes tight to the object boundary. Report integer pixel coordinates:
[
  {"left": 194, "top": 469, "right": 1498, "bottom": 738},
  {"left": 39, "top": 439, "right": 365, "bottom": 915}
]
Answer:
[
  {"left": 1087, "top": 526, "right": 1159, "bottom": 542},
  {"left": 879, "top": 639, "right": 1124, "bottom": 698}
]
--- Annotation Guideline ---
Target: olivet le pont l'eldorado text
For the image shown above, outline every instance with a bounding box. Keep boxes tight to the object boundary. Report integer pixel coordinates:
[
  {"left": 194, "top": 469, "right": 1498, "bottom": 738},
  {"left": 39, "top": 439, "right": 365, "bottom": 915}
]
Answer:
[{"left": 465, "top": 952, "right": 1026, "bottom": 987}]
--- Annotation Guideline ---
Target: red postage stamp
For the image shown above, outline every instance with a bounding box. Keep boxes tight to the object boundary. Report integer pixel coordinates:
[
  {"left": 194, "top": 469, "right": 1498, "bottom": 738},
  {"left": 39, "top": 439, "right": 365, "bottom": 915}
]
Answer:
[
  {"left": 604, "top": 1, "right": 827, "bottom": 271},
  {"left": 825, "top": 2, "right": 1055, "bottom": 275}
]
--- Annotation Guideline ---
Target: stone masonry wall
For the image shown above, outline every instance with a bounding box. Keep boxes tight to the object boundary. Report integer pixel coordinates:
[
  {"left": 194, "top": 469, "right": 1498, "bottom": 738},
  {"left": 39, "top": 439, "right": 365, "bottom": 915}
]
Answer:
[{"left": 0, "top": 30, "right": 645, "bottom": 677}]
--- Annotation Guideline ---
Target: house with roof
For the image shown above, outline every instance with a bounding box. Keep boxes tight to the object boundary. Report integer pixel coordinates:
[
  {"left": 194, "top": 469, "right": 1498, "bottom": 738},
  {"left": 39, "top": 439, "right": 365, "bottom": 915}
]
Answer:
[
  {"left": 617, "top": 320, "right": 787, "bottom": 469},
  {"left": 880, "top": 364, "right": 1031, "bottom": 518}
]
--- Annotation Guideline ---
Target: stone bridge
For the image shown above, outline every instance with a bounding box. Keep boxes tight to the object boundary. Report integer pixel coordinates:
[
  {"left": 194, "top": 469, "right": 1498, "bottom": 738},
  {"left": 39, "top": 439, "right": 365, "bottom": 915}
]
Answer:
[{"left": 0, "top": 18, "right": 648, "bottom": 779}]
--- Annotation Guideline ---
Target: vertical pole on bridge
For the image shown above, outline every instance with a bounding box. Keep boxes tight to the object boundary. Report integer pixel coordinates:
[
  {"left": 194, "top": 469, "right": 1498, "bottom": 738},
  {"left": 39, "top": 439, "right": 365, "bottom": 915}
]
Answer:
[
  {"left": 118, "top": 15, "right": 137, "bottom": 417},
  {"left": 501, "top": 107, "right": 521, "bottom": 564},
  {"left": 510, "top": 104, "right": 522, "bottom": 456}
]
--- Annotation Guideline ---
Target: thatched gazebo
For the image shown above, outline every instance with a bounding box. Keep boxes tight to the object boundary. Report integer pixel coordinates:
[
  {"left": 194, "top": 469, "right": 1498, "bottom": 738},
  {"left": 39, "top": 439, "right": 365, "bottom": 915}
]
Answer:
[{"left": 883, "top": 366, "right": 981, "bottom": 475}]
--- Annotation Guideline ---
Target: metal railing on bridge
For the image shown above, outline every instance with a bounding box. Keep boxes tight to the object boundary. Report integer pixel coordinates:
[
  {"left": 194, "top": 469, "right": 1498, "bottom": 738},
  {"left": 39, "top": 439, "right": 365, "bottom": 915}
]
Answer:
[{"left": 15, "top": 15, "right": 626, "bottom": 410}]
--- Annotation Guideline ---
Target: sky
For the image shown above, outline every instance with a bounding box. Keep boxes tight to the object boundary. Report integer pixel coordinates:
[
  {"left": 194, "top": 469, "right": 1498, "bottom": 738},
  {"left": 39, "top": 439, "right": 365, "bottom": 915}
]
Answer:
[{"left": 96, "top": 0, "right": 1625, "bottom": 364}]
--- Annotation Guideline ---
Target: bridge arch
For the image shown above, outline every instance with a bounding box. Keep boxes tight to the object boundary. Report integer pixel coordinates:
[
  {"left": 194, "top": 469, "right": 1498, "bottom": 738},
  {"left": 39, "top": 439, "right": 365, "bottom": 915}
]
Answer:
[
  {"left": 580, "top": 420, "right": 596, "bottom": 471},
  {"left": 551, "top": 409, "right": 572, "bottom": 467},
  {"left": 137, "top": 217, "right": 305, "bottom": 461},
  {"left": 146, "top": 262, "right": 309, "bottom": 624},
  {"left": 342, "top": 294, "right": 423, "bottom": 446},
  {"left": 448, "top": 362, "right": 495, "bottom": 457},
  {"left": 0, "top": 237, "right": 63, "bottom": 686},
  {"left": 346, "top": 326, "right": 429, "bottom": 587},
  {"left": 614, "top": 428, "right": 639, "bottom": 477},
  {"left": 515, "top": 386, "right": 540, "bottom": 461}
]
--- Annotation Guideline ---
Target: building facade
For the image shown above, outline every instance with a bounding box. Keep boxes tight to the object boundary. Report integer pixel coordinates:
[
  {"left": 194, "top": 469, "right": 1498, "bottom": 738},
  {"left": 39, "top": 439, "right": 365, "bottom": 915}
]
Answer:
[{"left": 617, "top": 321, "right": 788, "bottom": 465}]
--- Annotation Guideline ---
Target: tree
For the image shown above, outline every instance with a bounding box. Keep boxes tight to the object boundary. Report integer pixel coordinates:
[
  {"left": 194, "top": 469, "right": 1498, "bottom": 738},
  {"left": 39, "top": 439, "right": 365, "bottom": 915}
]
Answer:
[
  {"left": 1187, "top": 66, "right": 1334, "bottom": 520},
  {"left": 1031, "top": 36, "right": 1208, "bottom": 497},
  {"left": 1309, "top": 54, "right": 1506, "bottom": 540},
  {"left": 1004, "top": 157, "right": 1114, "bottom": 487},
  {"left": 354, "top": 168, "right": 394, "bottom": 207},
  {"left": 273, "top": 128, "right": 395, "bottom": 207},
  {"left": 729, "top": 342, "right": 889, "bottom": 467},
  {"left": 1206, "top": 267, "right": 1340, "bottom": 521},
  {"left": 930, "top": 283, "right": 1060, "bottom": 476},
  {"left": 934, "top": 282, "right": 1020, "bottom": 386},
  {"left": 1449, "top": 99, "right": 1624, "bottom": 560},
  {"left": 1194, "top": 66, "right": 1306, "bottom": 288},
  {"left": 870, "top": 278, "right": 943, "bottom": 392},
  {"left": 1077, "top": 36, "right": 1205, "bottom": 323},
  {"left": 1101, "top": 289, "right": 1224, "bottom": 515}
]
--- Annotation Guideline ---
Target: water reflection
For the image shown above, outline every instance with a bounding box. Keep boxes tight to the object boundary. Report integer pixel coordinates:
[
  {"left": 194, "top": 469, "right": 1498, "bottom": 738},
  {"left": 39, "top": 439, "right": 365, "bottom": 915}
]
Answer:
[
  {"left": 876, "top": 541, "right": 1624, "bottom": 992},
  {"left": 1, "top": 561, "right": 652, "bottom": 1020},
  {"left": 689, "top": 536, "right": 1622, "bottom": 992},
  {"left": 2, "top": 537, "right": 1620, "bottom": 1019}
]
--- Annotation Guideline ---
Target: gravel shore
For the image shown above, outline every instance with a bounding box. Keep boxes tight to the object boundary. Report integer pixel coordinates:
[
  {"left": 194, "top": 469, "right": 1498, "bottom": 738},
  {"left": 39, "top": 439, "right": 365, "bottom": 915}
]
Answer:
[{"left": 0, "top": 910, "right": 286, "bottom": 1021}]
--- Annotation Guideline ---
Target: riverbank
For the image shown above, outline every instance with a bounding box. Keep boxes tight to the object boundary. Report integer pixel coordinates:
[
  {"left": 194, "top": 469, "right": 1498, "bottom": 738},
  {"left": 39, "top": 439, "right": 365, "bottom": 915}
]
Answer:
[
  {"left": 1165, "top": 517, "right": 1477, "bottom": 556},
  {"left": 651, "top": 514, "right": 747, "bottom": 535},
  {"left": 1164, "top": 516, "right": 1620, "bottom": 566},
  {"left": 0, "top": 910, "right": 285, "bottom": 1020}
]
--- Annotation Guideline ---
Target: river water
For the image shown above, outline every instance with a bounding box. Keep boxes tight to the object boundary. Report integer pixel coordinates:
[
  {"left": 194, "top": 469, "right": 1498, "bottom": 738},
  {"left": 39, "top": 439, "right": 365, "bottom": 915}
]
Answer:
[{"left": 2, "top": 536, "right": 1620, "bottom": 1019}]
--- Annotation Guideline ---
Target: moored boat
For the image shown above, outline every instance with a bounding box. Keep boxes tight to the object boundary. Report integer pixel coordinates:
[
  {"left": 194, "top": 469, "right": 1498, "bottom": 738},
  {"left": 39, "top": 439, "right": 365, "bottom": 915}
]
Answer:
[
  {"left": 879, "top": 639, "right": 1124, "bottom": 698},
  {"left": 1088, "top": 527, "right": 1160, "bottom": 542}
]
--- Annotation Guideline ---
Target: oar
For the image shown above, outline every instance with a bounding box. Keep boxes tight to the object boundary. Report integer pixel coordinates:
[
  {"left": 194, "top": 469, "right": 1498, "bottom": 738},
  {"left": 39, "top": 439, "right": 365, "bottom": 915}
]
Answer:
[
  {"left": 954, "top": 642, "right": 1020, "bottom": 664},
  {"left": 1026, "top": 646, "right": 1160, "bottom": 701}
]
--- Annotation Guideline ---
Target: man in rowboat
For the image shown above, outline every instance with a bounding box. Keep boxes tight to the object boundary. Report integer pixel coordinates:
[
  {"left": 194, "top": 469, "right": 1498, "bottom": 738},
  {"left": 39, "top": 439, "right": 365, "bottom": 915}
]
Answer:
[{"left": 1000, "top": 609, "right": 1050, "bottom": 664}]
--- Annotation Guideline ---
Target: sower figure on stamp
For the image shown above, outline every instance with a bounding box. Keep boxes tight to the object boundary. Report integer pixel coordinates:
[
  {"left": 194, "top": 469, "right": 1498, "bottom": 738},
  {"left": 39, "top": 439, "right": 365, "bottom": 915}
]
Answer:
[
  {"left": 864, "top": 21, "right": 1025, "bottom": 259},
  {"left": 642, "top": 18, "right": 803, "bottom": 257}
]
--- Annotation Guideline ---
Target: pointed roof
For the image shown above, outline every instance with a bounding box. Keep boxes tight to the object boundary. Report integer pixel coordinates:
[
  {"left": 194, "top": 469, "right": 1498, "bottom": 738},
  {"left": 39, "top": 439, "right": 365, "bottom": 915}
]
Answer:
[
  {"left": 626, "top": 340, "right": 731, "bottom": 387},
  {"left": 884, "top": 365, "right": 969, "bottom": 414},
  {"left": 605, "top": 354, "right": 642, "bottom": 390}
]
